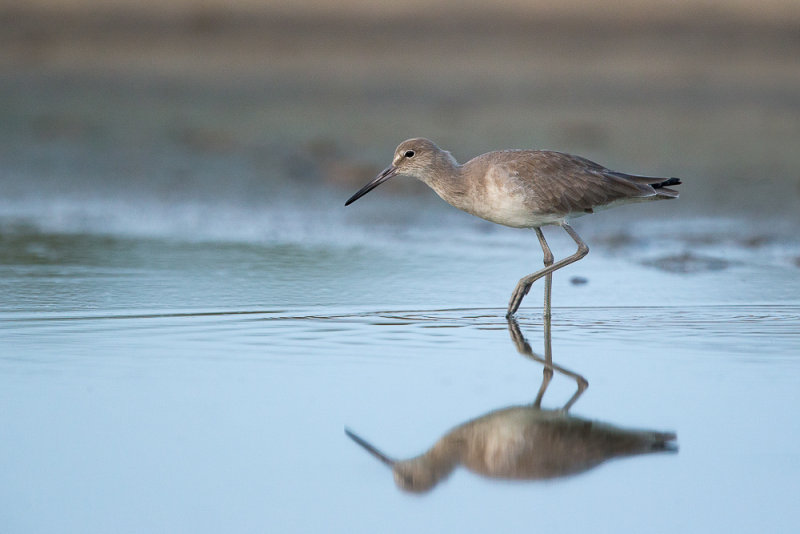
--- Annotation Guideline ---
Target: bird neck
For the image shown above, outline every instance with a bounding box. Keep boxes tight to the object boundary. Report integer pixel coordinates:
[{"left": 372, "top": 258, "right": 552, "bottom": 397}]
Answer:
[{"left": 420, "top": 157, "right": 472, "bottom": 211}]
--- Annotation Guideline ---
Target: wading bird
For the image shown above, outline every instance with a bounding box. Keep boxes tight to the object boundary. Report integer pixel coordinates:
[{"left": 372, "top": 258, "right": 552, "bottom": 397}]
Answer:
[{"left": 345, "top": 138, "right": 680, "bottom": 317}]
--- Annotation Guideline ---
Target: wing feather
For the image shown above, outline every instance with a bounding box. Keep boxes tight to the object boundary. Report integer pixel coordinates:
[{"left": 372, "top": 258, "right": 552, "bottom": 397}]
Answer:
[{"left": 480, "top": 150, "right": 663, "bottom": 216}]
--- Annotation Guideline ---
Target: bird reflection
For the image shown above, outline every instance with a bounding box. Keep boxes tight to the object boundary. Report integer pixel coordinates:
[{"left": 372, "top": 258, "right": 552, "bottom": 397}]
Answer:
[{"left": 346, "top": 303, "right": 677, "bottom": 493}]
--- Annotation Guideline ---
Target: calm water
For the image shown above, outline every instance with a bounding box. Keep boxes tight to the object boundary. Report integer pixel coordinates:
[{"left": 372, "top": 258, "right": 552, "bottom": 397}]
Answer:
[
  {"left": 2, "top": 199, "right": 800, "bottom": 533},
  {"left": 3, "top": 5, "right": 800, "bottom": 530}
]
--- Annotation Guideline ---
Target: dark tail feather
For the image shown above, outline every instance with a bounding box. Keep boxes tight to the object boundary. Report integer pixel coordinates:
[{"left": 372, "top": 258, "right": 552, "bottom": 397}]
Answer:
[
  {"left": 652, "top": 177, "right": 682, "bottom": 189},
  {"left": 648, "top": 431, "right": 678, "bottom": 452}
]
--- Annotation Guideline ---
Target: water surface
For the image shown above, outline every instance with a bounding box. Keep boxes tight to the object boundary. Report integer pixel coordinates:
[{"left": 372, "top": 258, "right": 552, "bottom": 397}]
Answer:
[
  {"left": 3, "top": 10, "right": 800, "bottom": 528},
  {"left": 2, "top": 215, "right": 799, "bottom": 533}
]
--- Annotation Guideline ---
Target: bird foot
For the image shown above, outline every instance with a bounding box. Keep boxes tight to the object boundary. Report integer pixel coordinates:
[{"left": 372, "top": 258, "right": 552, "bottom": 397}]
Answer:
[{"left": 507, "top": 281, "right": 533, "bottom": 318}]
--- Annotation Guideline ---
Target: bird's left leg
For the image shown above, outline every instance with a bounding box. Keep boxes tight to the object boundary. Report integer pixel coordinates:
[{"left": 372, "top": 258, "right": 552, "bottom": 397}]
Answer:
[{"left": 506, "top": 223, "right": 589, "bottom": 318}]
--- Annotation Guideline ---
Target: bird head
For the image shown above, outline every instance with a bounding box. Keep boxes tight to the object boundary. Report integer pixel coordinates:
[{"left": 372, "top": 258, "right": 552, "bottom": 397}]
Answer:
[{"left": 344, "top": 138, "right": 452, "bottom": 205}]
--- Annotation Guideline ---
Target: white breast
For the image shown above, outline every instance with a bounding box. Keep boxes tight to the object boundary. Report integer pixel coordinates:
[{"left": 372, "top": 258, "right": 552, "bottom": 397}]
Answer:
[{"left": 471, "top": 166, "right": 564, "bottom": 228}]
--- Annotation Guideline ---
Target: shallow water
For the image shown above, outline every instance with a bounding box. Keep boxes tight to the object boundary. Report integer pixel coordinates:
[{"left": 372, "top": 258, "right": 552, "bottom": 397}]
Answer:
[
  {"left": 2, "top": 215, "right": 800, "bottom": 533},
  {"left": 3, "top": 5, "right": 800, "bottom": 530}
]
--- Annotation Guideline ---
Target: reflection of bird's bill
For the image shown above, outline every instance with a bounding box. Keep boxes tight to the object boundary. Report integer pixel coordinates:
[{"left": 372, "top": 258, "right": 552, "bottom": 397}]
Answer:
[
  {"left": 345, "top": 428, "right": 395, "bottom": 467},
  {"left": 344, "top": 166, "right": 398, "bottom": 206}
]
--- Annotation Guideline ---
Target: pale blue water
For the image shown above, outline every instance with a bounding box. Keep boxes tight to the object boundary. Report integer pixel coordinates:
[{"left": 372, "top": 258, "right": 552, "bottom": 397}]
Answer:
[
  {"left": 2, "top": 200, "right": 800, "bottom": 532},
  {"left": 3, "top": 8, "right": 800, "bottom": 530}
]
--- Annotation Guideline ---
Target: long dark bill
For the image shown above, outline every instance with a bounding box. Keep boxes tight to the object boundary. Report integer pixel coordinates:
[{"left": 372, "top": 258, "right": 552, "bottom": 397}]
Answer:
[
  {"left": 344, "top": 166, "right": 398, "bottom": 206},
  {"left": 344, "top": 428, "right": 396, "bottom": 467}
]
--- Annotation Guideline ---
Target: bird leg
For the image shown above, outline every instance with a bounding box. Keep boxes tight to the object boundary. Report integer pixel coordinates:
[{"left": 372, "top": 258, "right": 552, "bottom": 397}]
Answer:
[
  {"left": 535, "top": 227, "right": 554, "bottom": 320},
  {"left": 506, "top": 223, "right": 589, "bottom": 318}
]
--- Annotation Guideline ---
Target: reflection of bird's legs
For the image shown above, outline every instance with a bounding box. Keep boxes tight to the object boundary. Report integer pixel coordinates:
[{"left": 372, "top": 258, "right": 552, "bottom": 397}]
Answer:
[
  {"left": 534, "top": 287, "right": 554, "bottom": 408},
  {"left": 533, "top": 359, "right": 553, "bottom": 409},
  {"left": 560, "top": 367, "right": 589, "bottom": 413},
  {"left": 507, "top": 317, "right": 588, "bottom": 412}
]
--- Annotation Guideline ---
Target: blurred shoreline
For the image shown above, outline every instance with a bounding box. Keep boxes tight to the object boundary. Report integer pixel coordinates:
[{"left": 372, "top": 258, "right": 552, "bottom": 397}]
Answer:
[
  {"left": 1, "top": 1, "right": 799, "bottom": 240},
  {"left": 3, "top": 0, "right": 800, "bottom": 22}
]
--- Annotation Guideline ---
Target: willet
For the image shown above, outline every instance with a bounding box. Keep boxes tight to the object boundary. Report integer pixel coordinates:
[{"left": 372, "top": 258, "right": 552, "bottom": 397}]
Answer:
[{"left": 345, "top": 138, "right": 681, "bottom": 317}]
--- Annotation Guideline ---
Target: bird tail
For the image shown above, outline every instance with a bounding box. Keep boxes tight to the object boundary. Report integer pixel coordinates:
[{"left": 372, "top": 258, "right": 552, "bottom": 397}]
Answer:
[
  {"left": 651, "top": 177, "right": 681, "bottom": 199},
  {"left": 609, "top": 172, "right": 682, "bottom": 199},
  {"left": 652, "top": 177, "right": 682, "bottom": 189}
]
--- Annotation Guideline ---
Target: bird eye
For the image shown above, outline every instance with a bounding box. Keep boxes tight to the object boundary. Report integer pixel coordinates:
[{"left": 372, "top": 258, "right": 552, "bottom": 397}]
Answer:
[{"left": 404, "top": 150, "right": 415, "bottom": 158}]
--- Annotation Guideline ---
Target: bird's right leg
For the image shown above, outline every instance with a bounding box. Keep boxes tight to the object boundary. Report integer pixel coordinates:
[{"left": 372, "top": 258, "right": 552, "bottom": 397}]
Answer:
[
  {"left": 506, "top": 223, "right": 589, "bottom": 318},
  {"left": 536, "top": 227, "right": 554, "bottom": 319}
]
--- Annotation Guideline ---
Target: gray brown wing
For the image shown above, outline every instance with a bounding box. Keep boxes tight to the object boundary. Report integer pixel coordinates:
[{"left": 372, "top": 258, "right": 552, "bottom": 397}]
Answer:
[{"left": 494, "top": 151, "right": 664, "bottom": 215}]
